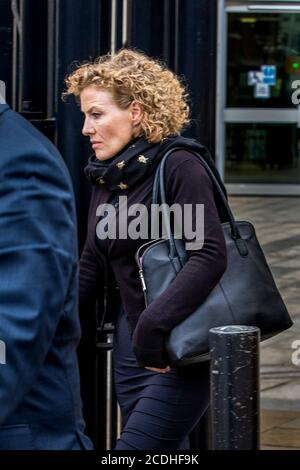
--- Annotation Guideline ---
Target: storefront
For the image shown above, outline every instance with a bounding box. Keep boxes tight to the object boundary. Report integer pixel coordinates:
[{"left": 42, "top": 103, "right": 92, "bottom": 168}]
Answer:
[{"left": 216, "top": 1, "right": 300, "bottom": 194}]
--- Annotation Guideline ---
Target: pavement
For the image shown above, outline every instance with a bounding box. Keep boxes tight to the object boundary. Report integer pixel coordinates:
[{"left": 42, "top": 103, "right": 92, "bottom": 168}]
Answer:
[
  {"left": 230, "top": 196, "right": 300, "bottom": 450},
  {"left": 261, "top": 409, "right": 300, "bottom": 450}
]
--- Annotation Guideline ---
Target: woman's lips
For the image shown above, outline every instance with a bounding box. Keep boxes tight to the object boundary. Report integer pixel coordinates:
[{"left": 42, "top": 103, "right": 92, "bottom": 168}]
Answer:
[{"left": 91, "top": 142, "right": 103, "bottom": 149}]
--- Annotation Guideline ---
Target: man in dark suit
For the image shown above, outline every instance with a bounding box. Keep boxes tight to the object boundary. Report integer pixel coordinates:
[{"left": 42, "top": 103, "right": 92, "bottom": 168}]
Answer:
[{"left": 0, "top": 102, "right": 93, "bottom": 450}]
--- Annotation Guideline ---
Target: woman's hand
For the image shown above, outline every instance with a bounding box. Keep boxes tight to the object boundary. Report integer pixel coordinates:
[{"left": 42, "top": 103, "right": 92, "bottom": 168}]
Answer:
[{"left": 145, "top": 366, "right": 171, "bottom": 373}]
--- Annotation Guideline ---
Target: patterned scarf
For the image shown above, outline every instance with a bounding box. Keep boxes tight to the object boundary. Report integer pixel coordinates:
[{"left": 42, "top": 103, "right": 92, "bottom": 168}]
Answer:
[
  {"left": 84, "top": 135, "right": 228, "bottom": 220},
  {"left": 84, "top": 136, "right": 165, "bottom": 192}
]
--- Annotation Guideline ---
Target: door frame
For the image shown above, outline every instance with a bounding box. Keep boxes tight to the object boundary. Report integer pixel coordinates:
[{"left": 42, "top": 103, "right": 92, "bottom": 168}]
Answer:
[{"left": 216, "top": 1, "right": 300, "bottom": 195}]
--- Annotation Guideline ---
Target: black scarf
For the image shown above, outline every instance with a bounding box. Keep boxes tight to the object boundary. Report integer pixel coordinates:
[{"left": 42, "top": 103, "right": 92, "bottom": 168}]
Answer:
[
  {"left": 84, "top": 135, "right": 228, "bottom": 221},
  {"left": 84, "top": 136, "right": 163, "bottom": 192}
]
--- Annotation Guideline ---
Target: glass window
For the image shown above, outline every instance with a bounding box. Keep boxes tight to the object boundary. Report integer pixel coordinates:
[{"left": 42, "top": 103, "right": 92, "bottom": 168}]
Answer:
[
  {"left": 225, "top": 123, "right": 300, "bottom": 184},
  {"left": 227, "top": 13, "right": 300, "bottom": 108}
]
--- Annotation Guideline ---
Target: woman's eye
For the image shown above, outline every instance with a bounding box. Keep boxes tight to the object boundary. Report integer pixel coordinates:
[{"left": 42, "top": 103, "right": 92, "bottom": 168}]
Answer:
[{"left": 92, "top": 113, "right": 102, "bottom": 118}]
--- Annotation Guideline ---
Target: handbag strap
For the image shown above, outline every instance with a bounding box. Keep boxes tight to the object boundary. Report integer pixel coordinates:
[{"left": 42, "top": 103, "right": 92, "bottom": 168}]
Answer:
[{"left": 152, "top": 147, "right": 248, "bottom": 259}]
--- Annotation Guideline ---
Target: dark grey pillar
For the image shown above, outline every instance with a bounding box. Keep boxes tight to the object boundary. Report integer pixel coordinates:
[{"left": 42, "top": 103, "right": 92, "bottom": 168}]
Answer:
[
  {"left": 130, "top": 0, "right": 218, "bottom": 151},
  {"left": 56, "top": 0, "right": 110, "bottom": 248},
  {"left": 209, "top": 326, "right": 260, "bottom": 450},
  {"left": 55, "top": 1, "right": 110, "bottom": 446},
  {"left": 130, "top": 0, "right": 166, "bottom": 59},
  {"left": 176, "top": 0, "right": 217, "bottom": 149}
]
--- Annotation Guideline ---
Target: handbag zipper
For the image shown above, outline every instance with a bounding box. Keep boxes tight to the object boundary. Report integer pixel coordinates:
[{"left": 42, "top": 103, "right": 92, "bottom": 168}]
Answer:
[
  {"left": 138, "top": 268, "right": 147, "bottom": 291},
  {"left": 135, "top": 237, "right": 164, "bottom": 268},
  {"left": 136, "top": 238, "right": 167, "bottom": 268}
]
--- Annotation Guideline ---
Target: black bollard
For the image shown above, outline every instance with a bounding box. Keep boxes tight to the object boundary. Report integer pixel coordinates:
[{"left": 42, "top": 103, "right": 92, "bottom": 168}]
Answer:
[
  {"left": 96, "top": 323, "right": 120, "bottom": 450},
  {"left": 209, "top": 325, "right": 260, "bottom": 450}
]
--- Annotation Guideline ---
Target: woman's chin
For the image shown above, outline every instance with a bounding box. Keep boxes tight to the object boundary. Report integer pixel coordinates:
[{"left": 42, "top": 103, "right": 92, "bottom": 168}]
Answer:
[
  {"left": 95, "top": 151, "right": 109, "bottom": 161},
  {"left": 95, "top": 151, "right": 121, "bottom": 161}
]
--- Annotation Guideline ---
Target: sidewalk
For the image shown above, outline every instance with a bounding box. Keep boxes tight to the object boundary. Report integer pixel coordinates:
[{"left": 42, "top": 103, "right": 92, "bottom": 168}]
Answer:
[
  {"left": 261, "top": 410, "right": 300, "bottom": 450},
  {"left": 230, "top": 196, "right": 300, "bottom": 450}
]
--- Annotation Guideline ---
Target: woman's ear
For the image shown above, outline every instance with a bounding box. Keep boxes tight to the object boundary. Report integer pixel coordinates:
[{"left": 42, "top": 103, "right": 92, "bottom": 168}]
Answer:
[{"left": 130, "top": 101, "right": 143, "bottom": 126}]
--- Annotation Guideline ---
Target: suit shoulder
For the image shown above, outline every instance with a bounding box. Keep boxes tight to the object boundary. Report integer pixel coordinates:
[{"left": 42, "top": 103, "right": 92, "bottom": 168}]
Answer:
[
  {"left": 5, "top": 109, "right": 61, "bottom": 157},
  {"left": 0, "top": 109, "right": 71, "bottom": 184}
]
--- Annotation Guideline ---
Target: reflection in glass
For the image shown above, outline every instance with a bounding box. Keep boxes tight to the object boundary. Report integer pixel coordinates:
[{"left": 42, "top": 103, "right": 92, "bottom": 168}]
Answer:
[{"left": 225, "top": 123, "right": 300, "bottom": 184}]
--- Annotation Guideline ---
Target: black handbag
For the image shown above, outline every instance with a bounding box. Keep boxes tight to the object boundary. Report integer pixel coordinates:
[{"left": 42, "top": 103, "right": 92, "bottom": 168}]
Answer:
[{"left": 135, "top": 148, "right": 293, "bottom": 367}]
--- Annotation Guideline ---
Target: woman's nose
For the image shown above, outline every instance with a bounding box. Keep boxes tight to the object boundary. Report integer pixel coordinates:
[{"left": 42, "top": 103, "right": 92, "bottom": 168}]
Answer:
[{"left": 82, "top": 117, "right": 95, "bottom": 136}]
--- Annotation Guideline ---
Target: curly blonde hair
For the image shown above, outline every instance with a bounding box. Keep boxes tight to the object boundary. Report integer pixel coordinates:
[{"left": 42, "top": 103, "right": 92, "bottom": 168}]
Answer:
[{"left": 63, "top": 49, "right": 190, "bottom": 143}]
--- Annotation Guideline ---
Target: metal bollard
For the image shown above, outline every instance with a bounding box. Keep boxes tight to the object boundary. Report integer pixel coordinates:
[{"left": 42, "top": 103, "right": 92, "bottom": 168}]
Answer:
[
  {"left": 96, "top": 323, "right": 121, "bottom": 450},
  {"left": 209, "top": 325, "right": 260, "bottom": 450}
]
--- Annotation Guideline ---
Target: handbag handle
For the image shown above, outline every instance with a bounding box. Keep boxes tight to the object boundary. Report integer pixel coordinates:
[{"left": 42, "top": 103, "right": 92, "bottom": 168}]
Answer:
[{"left": 152, "top": 147, "right": 248, "bottom": 260}]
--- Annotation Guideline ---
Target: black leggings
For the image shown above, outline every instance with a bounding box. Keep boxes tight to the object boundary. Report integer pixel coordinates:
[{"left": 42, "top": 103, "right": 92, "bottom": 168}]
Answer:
[{"left": 113, "top": 306, "right": 210, "bottom": 450}]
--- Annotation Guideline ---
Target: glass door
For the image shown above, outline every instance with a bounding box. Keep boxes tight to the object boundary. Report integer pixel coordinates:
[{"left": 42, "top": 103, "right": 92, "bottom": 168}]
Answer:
[{"left": 217, "top": 3, "right": 300, "bottom": 194}]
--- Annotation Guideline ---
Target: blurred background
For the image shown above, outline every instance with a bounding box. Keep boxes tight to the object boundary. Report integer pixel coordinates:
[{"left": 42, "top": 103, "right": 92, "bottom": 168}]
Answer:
[{"left": 1, "top": 0, "right": 300, "bottom": 450}]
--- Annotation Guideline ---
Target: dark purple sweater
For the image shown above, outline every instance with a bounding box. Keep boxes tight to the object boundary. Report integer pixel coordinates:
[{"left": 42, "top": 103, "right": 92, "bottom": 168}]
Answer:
[{"left": 79, "top": 149, "right": 227, "bottom": 368}]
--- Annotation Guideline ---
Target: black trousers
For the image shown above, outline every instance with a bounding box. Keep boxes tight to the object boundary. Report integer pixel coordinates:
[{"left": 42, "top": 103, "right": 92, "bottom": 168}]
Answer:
[{"left": 113, "top": 305, "right": 210, "bottom": 450}]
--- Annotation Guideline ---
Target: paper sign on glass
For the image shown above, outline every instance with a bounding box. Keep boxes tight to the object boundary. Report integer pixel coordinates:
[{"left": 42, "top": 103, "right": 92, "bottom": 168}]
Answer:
[
  {"left": 254, "top": 83, "right": 270, "bottom": 99},
  {"left": 248, "top": 71, "right": 264, "bottom": 86}
]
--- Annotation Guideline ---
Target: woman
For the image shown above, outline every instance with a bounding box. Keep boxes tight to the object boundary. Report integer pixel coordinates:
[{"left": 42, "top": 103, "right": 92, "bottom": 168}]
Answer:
[{"left": 64, "top": 49, "right": 227, "bottom": 450}]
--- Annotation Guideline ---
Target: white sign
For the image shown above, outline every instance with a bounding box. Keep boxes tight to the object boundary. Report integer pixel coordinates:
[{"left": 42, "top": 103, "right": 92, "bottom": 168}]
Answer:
[
  {"left": 248, "top": 65, "right": 277, "bottom": 99},
  {"left": 0, "top": 81, "right": 6, "bottom": 104},
  {"left": 254, "top": 83, "right": 270, "bottom": 99},
  {"left": 248, "top": 71, "right": 264, "bottom": 86}
]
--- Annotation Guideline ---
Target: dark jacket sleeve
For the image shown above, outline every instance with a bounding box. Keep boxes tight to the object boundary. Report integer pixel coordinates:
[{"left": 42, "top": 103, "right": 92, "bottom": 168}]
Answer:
[
  {"left": 0, "top": 110, "right": 77, "bottom": 424},
  {"left": 132, "top": 150, "right": 227, "bottom": 368},
  {"left": 79, "top": 238, "right": 105, "bottom": 314},
  {"left": 79, "top": 186, "right": 106, "bottom": 316}
]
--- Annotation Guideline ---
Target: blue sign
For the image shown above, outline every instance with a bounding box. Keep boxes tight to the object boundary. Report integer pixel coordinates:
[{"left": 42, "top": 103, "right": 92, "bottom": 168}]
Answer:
[
  {"left": 248, "top": 65, "right": 276, "bottom": 98},
  {"left": 261, "top": 65, "right": 276, "bottom": 86}
]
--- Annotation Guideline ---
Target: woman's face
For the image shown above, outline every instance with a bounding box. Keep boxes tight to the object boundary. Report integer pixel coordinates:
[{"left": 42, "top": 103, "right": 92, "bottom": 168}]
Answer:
[{"left": 81, "top": 85, "right": 142, "bottom": 160}]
